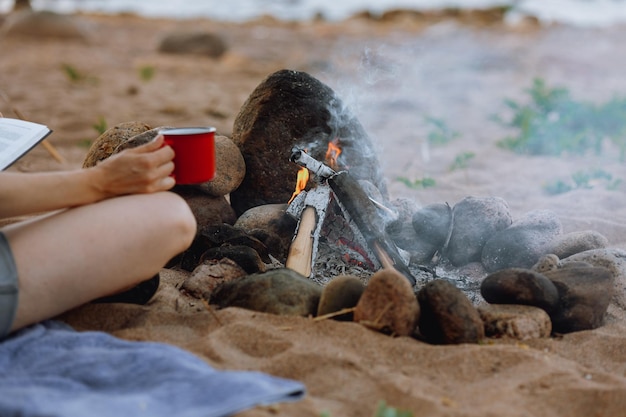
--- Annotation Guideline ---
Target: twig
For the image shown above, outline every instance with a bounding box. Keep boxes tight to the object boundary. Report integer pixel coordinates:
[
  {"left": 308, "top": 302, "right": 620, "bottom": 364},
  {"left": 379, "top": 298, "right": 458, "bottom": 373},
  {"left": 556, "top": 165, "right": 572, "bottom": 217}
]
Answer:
[
  {"left": 200, "top": 298, "right": 223, "bottom": 326},
  {"left": 0, "top": 88, "right": 66, "bottom": 164},
  {"left": 312, "top": 307, "right": 356, "bottom": 321},
  {"left": 372, "top": 302, "right": 394, "bottom": 326}
]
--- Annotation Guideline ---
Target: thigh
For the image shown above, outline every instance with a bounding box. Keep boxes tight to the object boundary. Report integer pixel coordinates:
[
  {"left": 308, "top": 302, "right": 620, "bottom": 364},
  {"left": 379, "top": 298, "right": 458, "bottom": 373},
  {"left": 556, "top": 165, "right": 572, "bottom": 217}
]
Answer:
[
  {"left": 3, "top": 191, "right": 195, "bottom": 331},
  {"left": 0, "top": 231, "right": 18, "bottom": 338}
]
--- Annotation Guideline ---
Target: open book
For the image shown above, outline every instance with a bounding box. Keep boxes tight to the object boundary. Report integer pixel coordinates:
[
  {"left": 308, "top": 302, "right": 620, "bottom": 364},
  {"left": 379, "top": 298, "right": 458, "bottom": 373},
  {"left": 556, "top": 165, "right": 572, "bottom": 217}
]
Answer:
[{"left": 0, "top": 117, "right": 52, "bottom": 170}]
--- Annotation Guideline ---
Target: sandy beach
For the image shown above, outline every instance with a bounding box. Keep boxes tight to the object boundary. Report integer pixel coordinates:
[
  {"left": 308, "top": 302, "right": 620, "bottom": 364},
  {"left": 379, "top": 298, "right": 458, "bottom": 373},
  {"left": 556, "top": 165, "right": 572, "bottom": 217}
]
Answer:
[{"left": 2, "top": 7, "right": 626, "bottom": 416}]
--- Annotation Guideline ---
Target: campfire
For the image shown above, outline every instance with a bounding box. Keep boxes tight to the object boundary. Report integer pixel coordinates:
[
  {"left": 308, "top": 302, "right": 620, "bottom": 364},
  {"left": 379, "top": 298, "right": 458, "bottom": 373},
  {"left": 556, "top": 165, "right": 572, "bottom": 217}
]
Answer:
[{"left": 284, "top": 143, "right": 417, "bottom": 287}]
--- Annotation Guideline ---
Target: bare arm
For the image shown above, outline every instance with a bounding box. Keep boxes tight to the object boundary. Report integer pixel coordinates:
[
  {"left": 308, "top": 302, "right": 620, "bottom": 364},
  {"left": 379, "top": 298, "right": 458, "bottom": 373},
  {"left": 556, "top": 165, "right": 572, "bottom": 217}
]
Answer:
[{"left": 0, "top": 135, "right": 176, "bottom": 218}]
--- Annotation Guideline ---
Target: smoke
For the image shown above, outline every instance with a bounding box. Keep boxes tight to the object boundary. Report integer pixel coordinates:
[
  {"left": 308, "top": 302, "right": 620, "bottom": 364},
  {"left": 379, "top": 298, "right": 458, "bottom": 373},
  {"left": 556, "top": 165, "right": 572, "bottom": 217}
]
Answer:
[{"left": 309, "top": 22, "right": 626, "bottom": 250}]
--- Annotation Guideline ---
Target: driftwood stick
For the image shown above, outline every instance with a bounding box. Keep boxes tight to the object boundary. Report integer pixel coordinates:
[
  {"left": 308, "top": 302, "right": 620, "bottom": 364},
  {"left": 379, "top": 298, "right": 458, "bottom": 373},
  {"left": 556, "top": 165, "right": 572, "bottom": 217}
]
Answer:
[
  {"left": 0, "top": 89, "right": 65, "bottom": 164},
  {"left": 328, "top": 171, "right": 416, "bottom": 286},
  {"left": 373, "top": 240, "right": 395, "bottom": 270},
  {"left": 286, "top": 206, "right": 317, "bottom": 277}
]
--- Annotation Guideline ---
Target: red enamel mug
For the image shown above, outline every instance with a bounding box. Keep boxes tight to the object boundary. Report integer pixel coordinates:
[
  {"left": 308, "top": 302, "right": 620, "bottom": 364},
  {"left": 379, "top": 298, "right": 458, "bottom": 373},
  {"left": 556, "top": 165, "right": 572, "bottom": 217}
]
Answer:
[{"left": 160, "top": 127, "right": 216, "bottom": 184}]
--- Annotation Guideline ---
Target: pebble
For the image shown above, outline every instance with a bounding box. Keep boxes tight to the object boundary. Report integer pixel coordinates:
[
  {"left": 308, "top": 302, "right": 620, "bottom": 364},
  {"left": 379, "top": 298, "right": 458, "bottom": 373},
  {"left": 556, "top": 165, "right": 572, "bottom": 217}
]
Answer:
[
  {"left": 546, "top": 230, "right": 609, "bottom": 259},
  {"left": 404, "top": 202, "right": 453, "bottom": 263},
  {"left": 317, "top": 275, "right": 365, "bottom": 321},
  {"left": 201, "top": 245, "right": 266, "bottom": 275},
  {"left": 158, "top": 31, "right": 227, "bottom": 58},
  {"left": 2, "top": 10, "right": 89, "bottom": 41},
  {"left": 481, "top": 209, "right": 562, "bottom": 272},
  {"left": 199, "top": 135, "right": 246, "bottom": 197},
  {"left": 531, "top": 254, "right": 561, "bottom": 273},
  {"left": 354, "top": 269, "right": 420, "bottom": 337},
  {"left": 211, "top": 268, "right": 322, "bottom": 317},
  {"left": 478, "top": 304, "right": 552, "bottom": 340},
  {"left": 172, "top": 186, "right": 237, "bottom": 230},
  {"left": 561, "top": 248, "right": 626, "bottom": 311},
  {"left": 181, "top": 258, "right": 247, "bottom": 301},
  {"left": 445, "top": 196, "right": 512, "bottom": 266},
  {"left": 480, "top": 268, "right": 560, "bottom": 313},
  {"left": 417, "top": 279, "right": 485, "bottom": 344},
  {"left": 234, "top": 204, "right": 297, "bottom": 263},
  {"left": 544, "top": 265, "right": 614, "bottom": 333},
  {"left": 82, "top": 121, "right": 152, "bottom": 167}
]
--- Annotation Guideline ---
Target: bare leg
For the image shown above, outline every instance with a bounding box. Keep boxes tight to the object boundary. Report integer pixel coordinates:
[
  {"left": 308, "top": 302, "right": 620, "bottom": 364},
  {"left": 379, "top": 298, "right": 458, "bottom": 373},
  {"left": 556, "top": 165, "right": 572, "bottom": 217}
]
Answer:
[{"left": 3, "top": 191, "right": 196, "bottom": 331}]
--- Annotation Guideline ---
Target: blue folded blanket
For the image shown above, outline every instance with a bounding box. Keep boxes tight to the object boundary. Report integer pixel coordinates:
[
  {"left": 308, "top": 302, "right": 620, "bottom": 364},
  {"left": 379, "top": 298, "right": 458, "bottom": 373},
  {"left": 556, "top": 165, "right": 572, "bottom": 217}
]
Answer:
[{"left": 0, "top": 321, "right": 305, "bottom": 417}]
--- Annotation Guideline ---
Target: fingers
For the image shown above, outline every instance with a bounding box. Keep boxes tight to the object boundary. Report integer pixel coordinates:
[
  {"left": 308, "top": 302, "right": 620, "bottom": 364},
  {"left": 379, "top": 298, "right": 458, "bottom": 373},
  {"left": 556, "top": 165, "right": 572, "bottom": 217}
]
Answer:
[
  {"left": 127, "top": 134, "right": 168, "bottom": 154},
  {"left": 124, "top": 135, "right": 174, "bottom": 166},
  {"left": 157, "top": 175, "right": 176, "bottom": 191}
]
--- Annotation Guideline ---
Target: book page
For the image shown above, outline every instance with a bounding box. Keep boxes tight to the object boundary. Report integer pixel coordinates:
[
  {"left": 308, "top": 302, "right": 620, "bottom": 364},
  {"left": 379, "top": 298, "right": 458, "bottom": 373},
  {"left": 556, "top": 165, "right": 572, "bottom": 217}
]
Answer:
[{"left": 0, "top": 118, "right": 52, "bottom": 170}]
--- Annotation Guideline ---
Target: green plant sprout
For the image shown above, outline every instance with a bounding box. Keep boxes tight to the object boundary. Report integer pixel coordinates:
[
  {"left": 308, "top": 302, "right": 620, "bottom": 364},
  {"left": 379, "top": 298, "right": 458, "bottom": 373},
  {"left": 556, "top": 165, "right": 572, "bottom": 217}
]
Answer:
[
  {"left": 396, "top": 176, "right": 436, "bottom": 189},
  {"left": 373, "top": 400, "right": 413, "bottom": 417},
  {"left": 425, "top": 116, "right": 460, "bottom": 145},
  {"left": 139, "top": 65, "right": 156, "bottom": 81},
  {"left": 61, "top": 63, "right": 98, "bottom": 84},
  {"left": 544, "top": 168, "right": 622, "bottom": 195},
  {"left": 319, "top": 400, "right": 414, "bottom": 417},
  {"left": 76, "top": 139, "right": 93, "bottom": 149},
  {"left": 449, "top": 151, "right": 475, "bottom": 171},
  {"left": 92, "top": 116, "right": 108, "bottom": 135},
  {"left": 494, "top": 78, "right": 626, "bottom": 160}
]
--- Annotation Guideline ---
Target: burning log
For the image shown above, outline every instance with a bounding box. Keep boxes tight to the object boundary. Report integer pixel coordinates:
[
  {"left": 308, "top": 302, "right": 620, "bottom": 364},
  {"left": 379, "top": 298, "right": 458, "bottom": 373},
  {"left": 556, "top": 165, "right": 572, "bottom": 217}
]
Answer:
[
  {"left": 285, "top": 206, "right": 316, "bottom": 277},
  {"left": 328, "top": 171, "right": 417, "bottom": 286},
  {"left": 285, "top": 174, "right": 332, "bottom": 277},
  {"left": 286, "top": 149, "right": 416, "bottom": 286},
  {"left": 290, "top": 147, "right": 335, "bottom": 179}
]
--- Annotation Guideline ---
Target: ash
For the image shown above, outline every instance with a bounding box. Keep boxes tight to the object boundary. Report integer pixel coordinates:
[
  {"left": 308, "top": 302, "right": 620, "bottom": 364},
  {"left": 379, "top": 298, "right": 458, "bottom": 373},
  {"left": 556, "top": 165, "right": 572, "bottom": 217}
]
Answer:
[
  {"left": 310, "top": 239, "right": 374, "bottom": 286},
  {"left": 309, "top": 239, "right": 484, "bottom": 305}
]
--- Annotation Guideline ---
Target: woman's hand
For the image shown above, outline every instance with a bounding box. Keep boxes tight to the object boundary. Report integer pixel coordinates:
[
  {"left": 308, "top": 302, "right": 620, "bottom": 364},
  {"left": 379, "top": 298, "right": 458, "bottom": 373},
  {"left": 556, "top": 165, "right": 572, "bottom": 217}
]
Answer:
[{"left": 89, "top": 135, "right": 176, "bottom": 198}]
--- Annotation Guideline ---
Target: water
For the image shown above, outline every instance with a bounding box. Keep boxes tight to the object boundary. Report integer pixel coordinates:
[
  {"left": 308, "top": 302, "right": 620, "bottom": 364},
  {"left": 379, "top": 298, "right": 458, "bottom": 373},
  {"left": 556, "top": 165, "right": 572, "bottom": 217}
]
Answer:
[{"left": 1, "top": 0, "right": 626, "bottom": 27}]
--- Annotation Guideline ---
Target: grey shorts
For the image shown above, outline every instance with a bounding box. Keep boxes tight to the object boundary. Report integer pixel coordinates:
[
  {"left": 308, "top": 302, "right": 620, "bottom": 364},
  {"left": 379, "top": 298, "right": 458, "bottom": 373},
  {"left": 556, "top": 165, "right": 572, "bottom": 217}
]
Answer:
[{"left": 0, "top": 231, "right": 18, "bottom": 339}]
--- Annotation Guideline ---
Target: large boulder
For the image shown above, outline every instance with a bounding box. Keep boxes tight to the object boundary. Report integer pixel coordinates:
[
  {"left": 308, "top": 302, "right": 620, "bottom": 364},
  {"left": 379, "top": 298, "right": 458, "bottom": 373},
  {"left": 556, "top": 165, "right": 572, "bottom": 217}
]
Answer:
[{"left": 230, "top": 69, "right": 387, "bottom": 215}]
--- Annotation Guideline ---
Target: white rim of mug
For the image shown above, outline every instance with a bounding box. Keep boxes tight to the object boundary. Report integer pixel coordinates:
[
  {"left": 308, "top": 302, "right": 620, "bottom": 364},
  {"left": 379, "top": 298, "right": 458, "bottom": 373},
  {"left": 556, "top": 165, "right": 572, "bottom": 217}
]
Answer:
[{"left": 159, "top": 127, "right": 216, "bottom": 135}]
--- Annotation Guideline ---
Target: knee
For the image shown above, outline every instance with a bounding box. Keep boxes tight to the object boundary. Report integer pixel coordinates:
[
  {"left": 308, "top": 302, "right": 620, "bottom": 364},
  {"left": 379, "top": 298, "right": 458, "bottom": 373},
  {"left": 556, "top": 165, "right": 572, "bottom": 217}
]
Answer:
[{"left": 160, "top": 192, "right": 197, "bottom": 251}]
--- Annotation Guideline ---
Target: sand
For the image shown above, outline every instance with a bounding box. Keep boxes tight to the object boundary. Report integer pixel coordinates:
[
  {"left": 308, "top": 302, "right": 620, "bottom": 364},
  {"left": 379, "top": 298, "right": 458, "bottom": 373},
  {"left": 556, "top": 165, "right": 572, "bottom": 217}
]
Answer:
[{"left": 2, "top": 9, "right": 626, "bottom": 417}]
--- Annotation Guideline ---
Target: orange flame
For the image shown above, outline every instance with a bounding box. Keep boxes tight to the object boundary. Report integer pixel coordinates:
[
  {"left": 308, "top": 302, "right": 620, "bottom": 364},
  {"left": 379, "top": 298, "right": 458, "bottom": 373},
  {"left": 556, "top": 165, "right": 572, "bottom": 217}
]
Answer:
[
  {"left": 325, "top": 138, "right": 342, "bottom": 170},
  {"left": 288, "top": 167, "right": 310, "bottom": 204}
]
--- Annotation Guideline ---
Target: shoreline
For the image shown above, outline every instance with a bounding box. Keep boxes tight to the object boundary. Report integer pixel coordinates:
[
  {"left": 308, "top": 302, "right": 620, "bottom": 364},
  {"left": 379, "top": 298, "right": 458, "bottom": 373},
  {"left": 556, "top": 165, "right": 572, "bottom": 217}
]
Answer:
[{"left": 3, "top": 1, "right": 626, "bottom": 28}]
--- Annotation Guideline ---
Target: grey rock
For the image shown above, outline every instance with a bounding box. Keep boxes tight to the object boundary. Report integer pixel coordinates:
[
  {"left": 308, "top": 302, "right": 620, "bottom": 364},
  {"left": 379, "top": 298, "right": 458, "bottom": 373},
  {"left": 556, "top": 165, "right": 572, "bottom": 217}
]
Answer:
[
  {"left": 532, "top": 254, "right": 561, "bottom": 273},
  {"left": 197, "top": 135, "right": 246, "bottom": 197},
  {"left": 546, "top": 230, "right": 609, "bottom": 259},
  {"left": 317, "top": 275, "right": 365, "bottom": 321},
  {"left": 2, "top": 10, "right": 89, "bottom": 41},
  {"left": 201, "top": 245, "right": 266, "bottom": 275},
  {"left": 211, "top": 268, "right": 322, "bottom": 316},
  {"left": 561, "top": 248, "right": 626, "bottom": 311},
  {"left": 354, "top": 269, "right": 420, "bottom": 336},
  {"left": 158, "top": 31, "right": 227, "bottom": 58},
  {"left": 481, "top": 209, "right": 562, "bottom": 272},
  {"left": 172, "top": 186, "right": 237, "bottom": 229},
  {"left": 234, "top": 204, "right": 297, "bottom": 263},
  {"left": 83, "top": 121, "right": 153, "bottom": 167},
  {"left": 385, "top": 199, "right": 431, "bottom": 263},
  {"left": 544, "top": 265, "right": 614, "bottom": 333},
  {"left": 417, "top": 279, "right": 485, "bottom": 344},
  {"left": 395, "top": 202, "right": 452, "bottom": 263},
  {"left": 445, "top": 196, "right": 512, "bottom": 267},
  {"left": 480, "top": 268, "right": 560, "bottom": 313},
  {"left": 182, "top": 258, "right": 247, "bottom": 300},
  {"left": 478, "top": 304, "right": 552, "bottom": 339}
]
